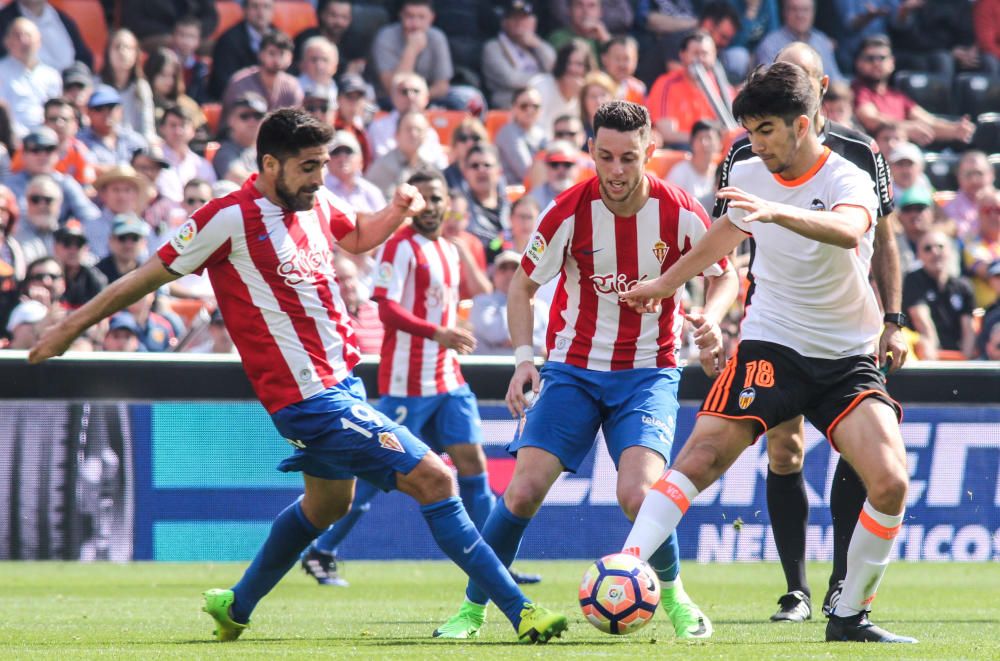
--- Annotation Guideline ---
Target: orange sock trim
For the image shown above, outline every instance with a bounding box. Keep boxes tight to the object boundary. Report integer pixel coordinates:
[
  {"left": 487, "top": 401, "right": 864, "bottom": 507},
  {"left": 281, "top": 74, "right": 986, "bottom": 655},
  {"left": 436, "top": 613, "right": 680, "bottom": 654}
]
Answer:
[
  {"left": 859, "top": 509, "right": 900, "bottom": 540},
  {"left": 651, "top": 473, "right": 691, "bottom": 514}
]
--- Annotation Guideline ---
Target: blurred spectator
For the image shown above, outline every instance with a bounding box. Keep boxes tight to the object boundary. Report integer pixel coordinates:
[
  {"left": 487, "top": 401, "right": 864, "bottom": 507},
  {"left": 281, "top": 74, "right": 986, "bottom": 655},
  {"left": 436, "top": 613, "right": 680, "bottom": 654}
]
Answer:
[
  {"left": 505, "top": 194, "right": 540, "bottom": 253},
  {"left": 496, "top": 86, "right": 546, "bottom": 183},
  {"left": 981, "top": 315, "right": 1000, "bottom": 361},
  {"left": 666, "top": 119, "right": 722, "bottom": 213},
  {"left": 303, "top": 88, "right": 336, "bottom": 127},
  {"left": 293, "top": 1, "right": 368, "bottom": 77},
  {"left": 187, "top": 307, "right": 237, "bottom": 354},
  {"left": 0, "top": 0, "right": 92, "bottom": 71},
  {"left": 443, "top": 117, "right": 490, "bottom": 191},
  {"left": 164, "top": 178, "right": 214, "bottom": 300},
  {"left": 531, "top": 39, "right": 595, "bottom": 140},
  {"left": 443, "top": 190, "right": 490, "bottom": 301},
  {"left": 873, "top": 120, "right": 905, "bottom": 161},
  {"left": 755, "top": 0, "right": 844, "bottom": 82},
  {"left": 169, "top": 15, "right": 210, "bottom": 104},
  {"left": 523, "top": 113, "right": 593, "bottom": 190},
  {"left": 600, "top": 36, "right": 645, "bottom": 104},
  {"left": 372, "top": 0, "right": 453, "bottom": 103},
  {"left": 460, "top": 144, "right": 509, "bottom": 249},
  {"left": 79, "top": 86, "right": 149, "bottom": 171},
  {"left": 366, "top": 73, "right": 446, "bottom": 167},
  {"left": 889, "top": 0, "right": 995, "bottom": 78},
  {"left": 482, "top": 1, "right": 556, "bottom": 109},
  {"left": 103, "top": 311, "right": 143, "bottom": 352},
  {"left": 221, "top": 30, "right": 303, "bottom": 135},
  {"left": 529, "top": 140, "right": 580, "bottom": 209},
  {"left": 893, "top": 185, "right": 933, "bottom": 273},
  {"left": 944, "top": 151, "right": 995, "bottom": 240},
  {"left": 976, "top": 259, "right": 1000, "bottom": 356},
  {"left": 333, "top": 252, "right": 382, "bottom": 355},
  {"left": 99, "top": 29, "right": 156, "bottom": 142},
  {"left": 4, "top": 298, "right": 47, "bottom": 348},
  {"left": 9, "top": 97, "right": 96, "bottom": 187},
  {"left": 832, "top": 0, "right": 907, "bottom": 75},
  {"left": 852, "top": 35, "right": 975, "bottom": 147},
  {"left": 726, "top": 0, "right": 780, "bottom": 82},
  {"left": 974, "top": 0, "right": 1000, "bottom": 72},
  {"left": 550, "top": 0, "right": 633, "bottom": 34},
  {"left": 131, "top": 144, "right": 181, "bottom": 232},
  {"left": 820, "top": 80, "right": 861, "bottom": 133},
  {"left": 431, "top": 0, "right": 502, "bottom": 88},
  {"left": 324, "top": 130, "right": 385, "bottom": 214},
  {"left": 121, "top": 0, "right": 217, "bottom": 52},
  {"left": 297, "top": 36, "right": 339, "bottom": 100},
  {"left": 470, "top": 250, "right": 547, "bottom": 354},
  {"left": 365, "top": 110, "right": 433, "bottom": 199},
  {"left": 159, "top": 105, "right": 216, "bottom": 189},
  {"left": 7, "top": 129, "right": 99, "bottom": 227},
  {"left": 0, "top": 185, "right": 24, "bottom": 328},
  {"left": 96, "top": 213, "right": 148, "bottom": 284},
  {"left": 697, "top": 1, "right": 743, "bottom": 82},
  {"left": 212, "top": 93, "right": 265, "bottom": 180},
  {"left": 548, "top": 0, "right": 611, "bottom": 58},
  {"left": 579, "top": 71, "right": 616, "bottom": 143},
  {"left": 334, "top": 74, "right": 372, "bottom": 170},
  {"left": 125, "top": 290, "right": 177, "bottom": 352},
  {"left": 209, "top": 0, "right": 277, "bottom": 100},
  {"left": 0, "top": 18, "right": 61, "bottom": 138},
  {"left": 144, "top": 47, "right": 205, "bottom": 130},
  {"left": 647, "top": 31, "right": 733, "bottom": 147},
  {"left": 21, "top": 255, "right": 64, "bottom": 309},
  {"left": 61, "top": 62, "right": 93, "bottom": 117},
  {"left": 0, "top": 102, "right": 10, "bottom": 180},
  {"left": 903, "top": 230, "right": 976, "bottom": 359},
  {"left": 888, "top": 142, "right": 932, "bottom": 199},
  {"left": 13, "top": 174, "right": 60, "bottom": 262},
  {"left": 52, "top": 220, "right": 105, "bottom": 308},
  {"left": 88, "top": 165, "right": 147, "bottom": 258},
  {"left": 963, "top": 188, "right": 1000, "bottom": 308},
  {"left": 634, "top": 0, "right": 698, "bottom": 85}
]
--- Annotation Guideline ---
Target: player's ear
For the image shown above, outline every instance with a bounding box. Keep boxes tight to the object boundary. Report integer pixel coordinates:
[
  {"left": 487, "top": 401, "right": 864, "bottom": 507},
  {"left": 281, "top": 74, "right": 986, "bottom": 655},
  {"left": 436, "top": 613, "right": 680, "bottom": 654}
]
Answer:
[
  {"left": 261, "top": 153, "right": 280, "bottom": 176},
  {"left": 820, "top": 75, "right": 830, "bottom": 97},
  {"left": 795, "top": 115, "right": 810, "bottom": 139}
]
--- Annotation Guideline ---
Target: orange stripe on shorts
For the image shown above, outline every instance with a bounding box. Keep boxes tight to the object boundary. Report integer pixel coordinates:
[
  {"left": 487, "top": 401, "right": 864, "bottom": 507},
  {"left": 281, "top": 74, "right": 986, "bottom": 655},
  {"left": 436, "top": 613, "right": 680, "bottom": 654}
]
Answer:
[{"left": 859, "top": 509, "right": 900, "bottom": 540}]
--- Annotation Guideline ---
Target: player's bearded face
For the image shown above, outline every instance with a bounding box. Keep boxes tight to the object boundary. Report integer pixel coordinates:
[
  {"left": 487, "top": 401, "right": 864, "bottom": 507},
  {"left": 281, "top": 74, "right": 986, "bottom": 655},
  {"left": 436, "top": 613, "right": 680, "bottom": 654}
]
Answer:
[
  {"left": 592, "top": 128, "right": 650, "bottom": 203},
  {"left": 275, "top": 161, "right": 321, "bottom": 211},
  {"left": 412, "top": 179, "right": 447, "bottom": 235}
]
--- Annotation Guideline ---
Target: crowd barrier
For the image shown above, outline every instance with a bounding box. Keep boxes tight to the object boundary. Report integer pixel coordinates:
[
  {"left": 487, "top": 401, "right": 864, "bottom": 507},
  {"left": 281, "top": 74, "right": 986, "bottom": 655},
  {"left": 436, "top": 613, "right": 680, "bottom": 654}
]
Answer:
[{"left": 1, "top": 353, "right": 997, "bottom": 562}]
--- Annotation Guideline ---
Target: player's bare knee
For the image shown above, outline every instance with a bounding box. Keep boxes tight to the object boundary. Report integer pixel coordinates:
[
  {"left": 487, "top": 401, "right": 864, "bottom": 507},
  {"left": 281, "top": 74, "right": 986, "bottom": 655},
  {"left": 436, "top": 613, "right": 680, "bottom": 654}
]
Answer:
[
  {"left": 448, "top": 445, "right": 487, "bottom": 476},
  {"left": 766, "top": 430, "right": 804, "bottom": 474},
  {"left": 867, "top": 470, "right": 908, "bottom": 513},
  {"left": 617, "top": 487, "right": 647, "bottom": 521},
  {"left": 503, "top": 479, "right": 546, "bottom": 518}
]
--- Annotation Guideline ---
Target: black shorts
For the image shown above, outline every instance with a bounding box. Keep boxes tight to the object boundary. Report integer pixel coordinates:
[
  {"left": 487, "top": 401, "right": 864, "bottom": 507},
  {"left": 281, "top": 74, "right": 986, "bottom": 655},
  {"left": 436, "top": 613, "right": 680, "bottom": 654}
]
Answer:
[{"left": 698, "top": 340, "right": 902, "bottom": 447}]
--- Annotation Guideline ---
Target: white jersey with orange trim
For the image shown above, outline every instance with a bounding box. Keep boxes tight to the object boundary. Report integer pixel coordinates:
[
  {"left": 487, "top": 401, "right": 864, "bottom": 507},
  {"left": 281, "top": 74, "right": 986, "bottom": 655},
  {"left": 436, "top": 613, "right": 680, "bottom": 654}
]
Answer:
[
  {"left": 522, "top": 175, "right": 727, "bottom": 371},
  {"left": 157, "top": 176, "right": 361, "bottom": 413},
  {"left": 372, "top": 226, "right": 465, "bottom": 397},
  {"left": 727, "top": 148, "right": 881, "bottom": 359}
]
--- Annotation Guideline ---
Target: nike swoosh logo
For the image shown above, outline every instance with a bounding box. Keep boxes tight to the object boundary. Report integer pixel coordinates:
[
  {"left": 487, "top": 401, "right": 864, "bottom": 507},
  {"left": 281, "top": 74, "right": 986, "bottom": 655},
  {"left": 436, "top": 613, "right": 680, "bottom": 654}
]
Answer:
[
  {"left": 463, "top": 538, "right": 482, "bottom": 554},
  {"left": 258, "top": 233, "right": 269, "bottom": 241},
  {"left": 582, "top": 248, "right": 603, "bottom": 255}
]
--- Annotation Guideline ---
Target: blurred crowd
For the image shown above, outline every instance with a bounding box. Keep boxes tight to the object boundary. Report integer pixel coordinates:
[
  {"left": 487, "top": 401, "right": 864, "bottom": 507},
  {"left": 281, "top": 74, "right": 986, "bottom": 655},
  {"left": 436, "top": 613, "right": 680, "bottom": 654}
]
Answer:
[{"left": 0, "top": 0, "right": 997, "bottom": 362}]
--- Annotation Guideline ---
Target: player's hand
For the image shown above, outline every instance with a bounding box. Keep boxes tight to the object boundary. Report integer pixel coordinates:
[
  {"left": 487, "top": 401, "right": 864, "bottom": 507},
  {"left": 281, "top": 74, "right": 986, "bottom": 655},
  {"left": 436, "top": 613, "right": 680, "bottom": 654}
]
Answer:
[
  {"left": 684, "top": 311, "right": 724, "bottom": 377},
  {"left": 433, "top": 326, "right": 476, "bottom": 354},
  {"left": 619, "top": 277, "right": 676, "bottom": 313},
  {"left": 716, "top": 187, "right": 783, "bottom": 224},
  {"left": 506, "top": 360, "right": 540, "bottom": 418},
  {"left": 878, "top": 323, "right": 908, "bottom": 375},
  {"left": 392, "top": 183, "right": 426, "bottom": 217},
  {"left": 27, "top": 320, "right": 78, "bottom": 364}
]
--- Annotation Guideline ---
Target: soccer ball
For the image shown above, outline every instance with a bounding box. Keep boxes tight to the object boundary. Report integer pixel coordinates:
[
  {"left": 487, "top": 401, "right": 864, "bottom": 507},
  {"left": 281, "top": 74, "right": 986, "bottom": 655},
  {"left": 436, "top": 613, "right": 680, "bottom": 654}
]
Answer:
[{"left": 579, "top": 553, "right": 660, "bottom": 635}]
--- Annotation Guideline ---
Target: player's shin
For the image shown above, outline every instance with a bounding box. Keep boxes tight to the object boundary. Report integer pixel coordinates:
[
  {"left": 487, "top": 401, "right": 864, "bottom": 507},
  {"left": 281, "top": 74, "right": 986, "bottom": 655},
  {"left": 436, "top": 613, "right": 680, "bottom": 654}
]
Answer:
[
  {"left": 833, "top": 500, "right": 903, "bottom": 617},
  {"left": 458, "top": 472, "right": 497, "bottom": 531},
  {"left": 622, "top": 470, "right": 699, "bottom": 560},
  {"left": 464, "top": 498, "right": 531, "bottom": 605},
  {"left": 421, "top": 496, "right": 528, "bottom": 627}
]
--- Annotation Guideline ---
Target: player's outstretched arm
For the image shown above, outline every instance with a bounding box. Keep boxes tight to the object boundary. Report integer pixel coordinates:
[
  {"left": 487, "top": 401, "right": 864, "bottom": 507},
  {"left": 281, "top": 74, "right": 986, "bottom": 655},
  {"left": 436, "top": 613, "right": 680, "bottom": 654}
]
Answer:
[
  {"left": 339, "top": 183, "right": 426, "bottom": 254},
  {"left": 28, "top": 258, "right": 179, "bottom": 364},
  {"left": 505, "top": 268, "right": 541, "bottom": 418},
  {"left": 621, "top": 217, "right": 746, "bottom": 313}
]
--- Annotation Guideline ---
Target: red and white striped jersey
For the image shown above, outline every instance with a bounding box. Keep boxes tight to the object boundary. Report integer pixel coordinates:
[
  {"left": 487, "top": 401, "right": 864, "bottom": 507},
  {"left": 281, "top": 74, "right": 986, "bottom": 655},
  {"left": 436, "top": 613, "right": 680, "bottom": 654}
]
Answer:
[
  {"left": 157, "top": 175, "right": 361, "bottom": 413},
  {"left": 522, "top": 175, "right": 726, "bottom": 371},
  {"left": 373, "top": 226, "right": 465, "bottom": 397}
]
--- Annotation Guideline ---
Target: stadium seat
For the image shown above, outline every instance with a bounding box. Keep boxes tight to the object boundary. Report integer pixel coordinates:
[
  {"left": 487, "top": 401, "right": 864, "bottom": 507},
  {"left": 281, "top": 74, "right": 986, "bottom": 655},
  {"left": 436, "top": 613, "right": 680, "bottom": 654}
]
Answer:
[
  {"left": 53, "top": 0, "right": 108, "bottom": 71},
  {"left": 272, "top": 1, "right": 318, "bottom": 39},
  {"left": 955, "top": 74, "right": 1000, "bottom": 119},
  {"left": 972, "top": 113, "right": 1000, "bottom": 154},
  {"left": 894, "top": 71, "right": 953, "bottom": 115},
  {"left": 645, "top": 149, "right": 687, "bottom": 179},
  {"left": 426, "top": 110, "right": 470, "bottom": 146},
  {"left": 202, "top": 103, "right": 222, "bottom": 138},
  {"left": 484, "top": 109, "right": 510, "bottom": 142},
  {"left": 923, "top": 152, "right": 959, "bottom": 192},
  {"left": 212, "top": 1, "right": 244, "bottom": 43},
  {"left": 203, "top": 141, "right": 220, "bottom": 164}
]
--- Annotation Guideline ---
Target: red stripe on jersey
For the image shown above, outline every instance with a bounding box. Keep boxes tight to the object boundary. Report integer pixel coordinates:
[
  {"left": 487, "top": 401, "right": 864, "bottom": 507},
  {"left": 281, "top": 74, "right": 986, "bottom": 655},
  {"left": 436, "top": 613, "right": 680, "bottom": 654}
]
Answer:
[
  {"left": 321, "top": 195, "right": 356, "bottom": 240},
  {"left": 656, "top": 188, "right": 683, "bottom": 368},
  {"left": 431, "top": 239, "right": 464, "bottom": 390},
  {"left": 546, "top": 270, "right": 569, "bottom": 352},
  {"left": 610, "top": 214, "right": 641, "bottom": 369},
  {"left": 375, "top": 236, "right": 405, "bottom": 395},
  {"left": 406, "top": 236, "right": 430, "bottom": 397},
  {"left": 566, "top": 193, "right": 597, "bottom": 368}
]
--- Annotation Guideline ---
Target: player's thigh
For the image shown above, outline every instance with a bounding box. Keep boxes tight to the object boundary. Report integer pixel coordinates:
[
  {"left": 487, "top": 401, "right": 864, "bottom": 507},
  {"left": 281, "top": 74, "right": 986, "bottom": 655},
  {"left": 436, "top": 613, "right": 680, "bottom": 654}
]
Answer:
[
  {"left": 600, "top": 367, "right": 680, "bottom": 475},
  {"left": 673, "top": 414, "right": 759, "bottom": 491},
  {"left": 828, "top": 397, "right": 908, "bottom": 514},
  {"left": 615, "top": 445, "right": 667, "bottom": 521},
  {"left": 301, "top": 474, "right": 356, "bottom": 528},
  {"left": 503, "top": 446, "right": 568, "bottom": 518},
  {"left": 765, "top": 416, "right": 806, "bottom": 474}
]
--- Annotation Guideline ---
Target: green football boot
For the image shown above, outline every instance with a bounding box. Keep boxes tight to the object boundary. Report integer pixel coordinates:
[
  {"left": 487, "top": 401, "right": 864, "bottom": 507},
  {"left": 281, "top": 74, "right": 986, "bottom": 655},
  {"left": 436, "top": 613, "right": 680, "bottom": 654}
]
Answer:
[
  {"left": 662, "top": 584, "right": 713, "bottom": 639},
  {"left": 202, "top": 588, "right": 249, "bottom": 642},
  {"left": 517, "top": 602, "right": 568, "bottom": 644},
  {"left": 432, "top": 600, "right": 487, "bottom": 639}
]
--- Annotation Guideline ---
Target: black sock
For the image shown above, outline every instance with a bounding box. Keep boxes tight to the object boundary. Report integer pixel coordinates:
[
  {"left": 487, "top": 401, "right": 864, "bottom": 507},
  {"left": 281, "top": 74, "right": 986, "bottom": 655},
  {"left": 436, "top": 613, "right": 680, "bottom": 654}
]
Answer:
[
  {"left": 829, "top": 457, "right": 867, "bottom": 587},
  {"left": 767, "top": 467, "right": 810, "bottom": 596}
]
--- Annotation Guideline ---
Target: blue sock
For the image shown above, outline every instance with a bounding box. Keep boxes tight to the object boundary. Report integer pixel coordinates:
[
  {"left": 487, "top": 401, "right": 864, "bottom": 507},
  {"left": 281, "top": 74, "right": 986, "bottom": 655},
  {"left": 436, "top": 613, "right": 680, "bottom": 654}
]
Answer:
[
  {"left": 465, "top": 498, "right": 530, "bottom": 605},
  {"left": 231, "top": 498, "right": 321, "bottom": 624},
  {"left": 648, "top": 532, "right": 681, "bottom": 583},
  {"left": 421, "top": 496, "right": 527, "bottom": 629},
  {"left": 458, "top": 472, "right": 496, "bottom": 531},
  {"left": 312, "top": 479, "right": 380, "bottom": 555}
]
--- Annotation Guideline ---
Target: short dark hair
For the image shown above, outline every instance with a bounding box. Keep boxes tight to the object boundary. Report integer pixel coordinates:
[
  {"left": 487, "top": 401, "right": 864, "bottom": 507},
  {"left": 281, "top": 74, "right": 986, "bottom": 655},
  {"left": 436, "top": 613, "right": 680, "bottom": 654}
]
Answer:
[
  {"left": 600, "top": 35, "right": 637, "bottom": 56},
  {"left": 699, "top": 1, "right": 741, "bottom": 30},
  {"left": 553, "top": 39, "right": 595, "bottom": 79},
  {"left": 691, "top": 119, "right": 722, "bottom": 140},
  {"left": 260, "top": 29, "right": 294, "bottom": 53},
  {"left": 43, "top": 97, "right": 73, "bottom": 114},
  {"left": 159, "top": 104, "right": 190, "bottom": 126},
  {"left": 184, "top": 177, "right": 211, "bottom": 191},
  {"left": 857, "top": 34, "right": 892, "bottom": 57},
  {"left": 592, "top": 100, "right": 650, "bottom": 137},
  {"left": 732, "top": 62, "right": 817, "bottom": 126},
  {"left": 463, "top": 143, "right": 498, "bottom": 167},
  {"left": 256, "top": 108, "right": 334, "bottom": 170},
  {"left": 173, "top": 14, "right": 201, "bottom": 33},
  {"left": 680, "top": 30, "right": 712, "bottom": 53},
  {"left": 397, "top": 0, "right": 433, "bottom": 16},
  {"left": 407, "top": 166, "right": 446, "bottom": 188}
]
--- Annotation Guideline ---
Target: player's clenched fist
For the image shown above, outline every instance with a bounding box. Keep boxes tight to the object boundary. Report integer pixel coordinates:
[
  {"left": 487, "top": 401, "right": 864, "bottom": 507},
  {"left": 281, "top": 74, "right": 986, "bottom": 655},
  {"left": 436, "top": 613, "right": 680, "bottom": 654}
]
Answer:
[{"left": 392, "top": 183, "right": 427, "bottom": 216}]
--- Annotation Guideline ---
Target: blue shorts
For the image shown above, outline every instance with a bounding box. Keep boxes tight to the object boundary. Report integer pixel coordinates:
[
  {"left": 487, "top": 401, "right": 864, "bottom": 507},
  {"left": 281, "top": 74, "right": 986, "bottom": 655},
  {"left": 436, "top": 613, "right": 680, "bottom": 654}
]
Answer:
[
  {"left": 510, "top": 362, "right": 680, "bottom": 472},
  {"left": 271, "top": 375, "right": 430, "bottom": 491},
  {"left": 376, "top": 384, "right": 483, "bottom": 453}
]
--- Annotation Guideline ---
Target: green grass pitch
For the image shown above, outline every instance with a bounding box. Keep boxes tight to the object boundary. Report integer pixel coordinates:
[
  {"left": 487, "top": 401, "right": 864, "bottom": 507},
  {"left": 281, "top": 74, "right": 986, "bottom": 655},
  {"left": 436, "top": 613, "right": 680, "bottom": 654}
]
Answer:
[{"left": 1, "top": 561, "right": 997, "bottom": 660}]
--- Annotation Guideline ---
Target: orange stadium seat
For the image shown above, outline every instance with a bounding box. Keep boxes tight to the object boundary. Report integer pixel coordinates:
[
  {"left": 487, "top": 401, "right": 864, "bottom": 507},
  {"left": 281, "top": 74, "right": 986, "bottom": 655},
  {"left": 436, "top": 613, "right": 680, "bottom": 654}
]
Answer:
[
  {"left": 484, "top": 109, "right": 510, "bottom": 142},
  {"left": 202, "top": 102, "right": 222, "bottom": 137},
  {"left": 273, "top": 1, "right": 318, "bottom": 38},
  {"left": 212, "top": 1, "right": 244, "bottom": 42},
  {"left": 53, "top": 0, "right": 108, "bottom": 70},
  {"left": 426, "top": 110, "right": 469, "bottom": 146},
  {"left": 645, "top": 149, "right": 687, "bottom": 179}
]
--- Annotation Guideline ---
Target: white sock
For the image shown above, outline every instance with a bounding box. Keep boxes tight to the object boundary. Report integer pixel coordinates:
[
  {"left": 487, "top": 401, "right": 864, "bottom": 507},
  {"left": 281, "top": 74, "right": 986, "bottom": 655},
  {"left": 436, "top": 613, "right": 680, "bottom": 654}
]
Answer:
[
  {"left": 622, "top": 470, "right": 699, "bottom": 561},
  {"left": 834, "top": 500, "right": 903, "bottom": 617}
]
